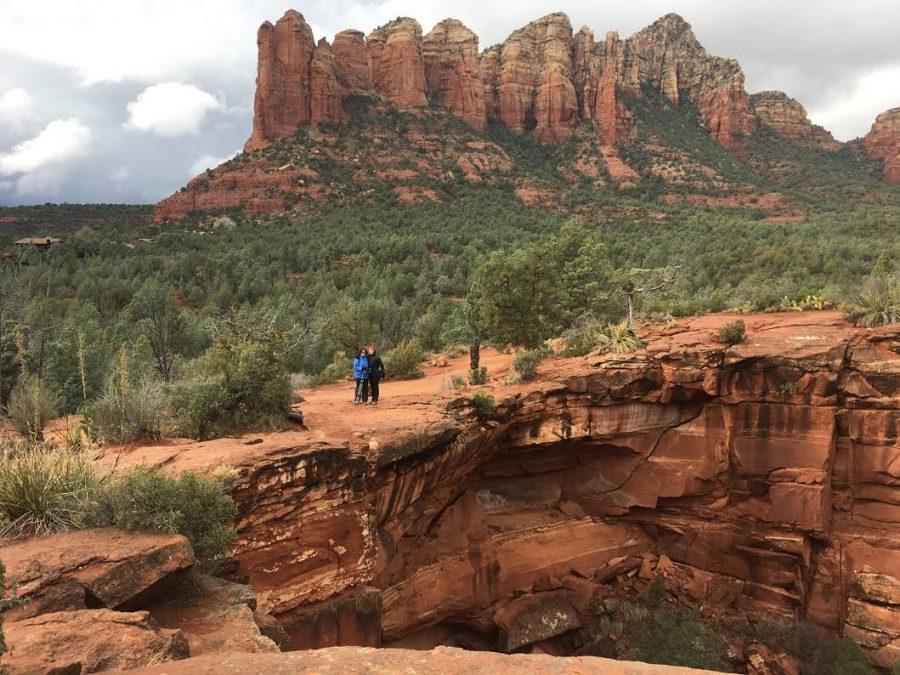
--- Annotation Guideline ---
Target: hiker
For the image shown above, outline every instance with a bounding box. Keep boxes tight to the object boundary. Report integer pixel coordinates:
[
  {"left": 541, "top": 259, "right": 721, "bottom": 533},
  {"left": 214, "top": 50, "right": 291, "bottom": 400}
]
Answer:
[
  {"left": 353, "top": 347, "right": 369, "bottom": 404},
  {"left": 366, "top": 344, "right": 386, "bottom": 405}
]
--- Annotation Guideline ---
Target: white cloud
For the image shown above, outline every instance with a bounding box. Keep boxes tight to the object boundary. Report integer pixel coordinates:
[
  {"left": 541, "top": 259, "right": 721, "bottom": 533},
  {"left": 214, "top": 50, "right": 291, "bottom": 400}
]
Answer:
[
  {"left": 125, "top": 83, "right": 222, "bottom": 137},
  {"left": 0, "top": 87, "right": 35, "bottom": 135},
  {"left": 809, "top": 65, "right": 900, "bottom": 141},
  {"left": 189, "top": 152, "right": 237, "bottom": 177},
  {"left": 110, "top": 166, "right": 130, "bottom": 185},
  {"left": 0, "top": 118, "right": 91, "bottom": 175}
]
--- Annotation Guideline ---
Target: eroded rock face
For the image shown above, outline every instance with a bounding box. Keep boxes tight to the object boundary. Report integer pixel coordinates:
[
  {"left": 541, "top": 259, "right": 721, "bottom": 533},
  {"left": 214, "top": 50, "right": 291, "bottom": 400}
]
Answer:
[
  {"left": 332, "top": 30, "right": 373, "bottom": 93},
  {"left": 495, "top": 13, "right": 578, "bottom": 142},
  {"left": 367, "top": 18, "right": 428, "bottom": 111},
  {"left": 423, "top": 19, "right": 486, "bottom": 130},
  {"left": 245, "top": 10, "right": 316, "bottom": 151},
  {"left": 750, "top": 90, "right": 839, "bottom": 150},
  {"left": 311, "top": 38, "right": 349, "bottom": 126},
  {"left": 862, "top": 107, "right": 900, "bottom": 183}
]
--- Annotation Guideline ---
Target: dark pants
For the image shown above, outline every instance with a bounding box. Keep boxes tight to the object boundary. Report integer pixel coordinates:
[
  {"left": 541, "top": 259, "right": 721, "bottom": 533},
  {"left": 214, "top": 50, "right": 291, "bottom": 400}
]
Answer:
[
  {"left": 355, "top": 378, "right": 369, "bottom": 402},
  {"left": 369, "top": 377, "right": 380, "bottom": 402}
]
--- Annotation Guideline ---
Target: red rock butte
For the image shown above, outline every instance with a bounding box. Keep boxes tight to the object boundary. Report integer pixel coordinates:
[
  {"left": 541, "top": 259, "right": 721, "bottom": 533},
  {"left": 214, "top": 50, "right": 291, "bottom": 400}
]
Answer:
[{"left": 244, "top": 11, "right": 758, "bottom": 152}]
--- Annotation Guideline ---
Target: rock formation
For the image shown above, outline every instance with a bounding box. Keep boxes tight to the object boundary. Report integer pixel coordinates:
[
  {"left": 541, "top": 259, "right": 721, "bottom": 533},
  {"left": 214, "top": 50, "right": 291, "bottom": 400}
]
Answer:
[
  {"left": 366, "top": 18, "right": 428, "bottom": 111},
  {"left": 493, "top": 13, "right": 579, "bottom": 142},
  {"left": 862, "top": 106, "right": 900, "bottom": 183},
  {"left": 94, "top": 312, "right": 899, "bottom": 667},
  {"left": 245, "top": 10, "right": 316, "bottom": 151},
  {"left": 242, "top": 9, "right": 761, "bottom": 152},
  {"left": 750, "top": 90, "right": 839, "bottom": 149},
  {"left": 423, "top": 19, "right": 486, "bottom": 130},
  {"left": 332, "top": 30, "right": 373, "bottom": 93}
]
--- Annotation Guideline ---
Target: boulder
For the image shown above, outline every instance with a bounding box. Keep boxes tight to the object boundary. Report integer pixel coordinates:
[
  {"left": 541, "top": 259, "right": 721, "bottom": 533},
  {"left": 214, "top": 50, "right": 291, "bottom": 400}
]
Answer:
[
  {"left": 147, "top": 574, "right": 280, "bottom": 656},
  {"left": 494, "top": 590, "right": 582, "bottom": 651},
  {"left": 0, "top": 609, "right": 188, "bottom": 674},
  {"left": 0, "top": 528, "right": 194, "bottom": 622}
]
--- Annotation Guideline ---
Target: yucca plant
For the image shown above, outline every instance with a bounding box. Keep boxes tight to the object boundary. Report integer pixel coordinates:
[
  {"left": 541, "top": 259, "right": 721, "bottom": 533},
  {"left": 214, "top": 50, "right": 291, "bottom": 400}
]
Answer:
[
  {"left": 598, "top": 320, "right": 642, "bottom": 353},
  {"left": 6, "top": 375, "right": 58, "bottom": 442},
  {"left": 847, "top": 275, "right": 900, "bottom": 328},
  {"left": 0, "top": 442, "right": 103, "bottom": 537}
]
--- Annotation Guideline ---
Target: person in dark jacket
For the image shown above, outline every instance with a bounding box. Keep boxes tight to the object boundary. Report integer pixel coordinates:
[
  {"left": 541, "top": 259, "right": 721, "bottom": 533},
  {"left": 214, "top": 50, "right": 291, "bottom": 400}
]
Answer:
[
  {"left": 366, "top": 345, "right": 385, "bottom": 404},
  {"left": 353, "top": 348, "right": 369, "bottom": 404}
]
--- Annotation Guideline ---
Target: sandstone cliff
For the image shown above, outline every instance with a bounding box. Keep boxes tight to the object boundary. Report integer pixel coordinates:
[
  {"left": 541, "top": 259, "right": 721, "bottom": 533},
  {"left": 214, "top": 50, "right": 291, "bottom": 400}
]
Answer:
[
  {"left": 96, "top": 312, "right": 899, "bottom": 668},
  {"left": 244, "top": 10, "right": 758, "bottom": 151},
  {"left": 862, "top": 106, "right": 900, "bottom": 183},
  {"left": 750, "top": 90, "right": 839, "bottom": 150}
]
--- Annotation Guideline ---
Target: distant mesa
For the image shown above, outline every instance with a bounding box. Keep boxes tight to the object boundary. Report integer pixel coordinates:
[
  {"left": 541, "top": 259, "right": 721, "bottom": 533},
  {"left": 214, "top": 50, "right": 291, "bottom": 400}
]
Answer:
[{"left": 153, "top": 10, "right": 899, "bottom": 222}]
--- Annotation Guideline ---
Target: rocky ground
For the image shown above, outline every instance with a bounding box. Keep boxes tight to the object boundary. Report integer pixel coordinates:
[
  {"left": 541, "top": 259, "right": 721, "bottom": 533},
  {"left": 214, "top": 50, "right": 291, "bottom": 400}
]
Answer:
[{"left": 2, "top": 311, "right": 897, "bottom": 673}]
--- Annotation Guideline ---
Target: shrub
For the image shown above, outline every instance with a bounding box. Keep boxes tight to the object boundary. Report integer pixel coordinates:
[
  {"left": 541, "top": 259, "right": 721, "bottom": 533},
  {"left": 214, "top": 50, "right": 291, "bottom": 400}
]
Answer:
[
  {"left": 847, "top": 275, "right": 899, "bottom": 327},
  {"left": 719, "top": 319, "right": 746, "bottom": 346},
  {"left": 471, "top": 392, "right": 495, "bottom": 420},
  {"left": 310, "top": 350, "right": 352, "bottom": 387},
  {"left": 180, "top": 328, "right": 292, "bottom": 437},
  {"left": 513, "top": 349, "right": 544, "bottom": 381},
  {"left": 166, "top": 376, "right": 227, "bottom": 440},
  {"left": 561, "top": 317, "right": 608, "bottom": 356},
  {"left": 85, "top": 374, "right": 166, "bottom": 444},
  {"left": 440, "top": 373, "right": 468, "bottom": 395},
  {"left": 98, "top": 465, "right": 237, "bottom": 565},
  {"left": 384, "top": 339, "right": 425, "bottom": 380},
  {"left": 1, "top": 560, "right": 5, "bottom": 653},
  {"left": 824, "top": 637, "right": 875, "bottom": 675},
  {"left": 6, "top": 376, "right": 58, "bottom": 442},
  {"left": 624, "top": 605, "right": 728, "bottom": 671},
  {"left": 0, "top": 443, "right": 102, "bottom": 537},
  {"left": 468, "top": 367, "right": 489, "bottom": 385}
]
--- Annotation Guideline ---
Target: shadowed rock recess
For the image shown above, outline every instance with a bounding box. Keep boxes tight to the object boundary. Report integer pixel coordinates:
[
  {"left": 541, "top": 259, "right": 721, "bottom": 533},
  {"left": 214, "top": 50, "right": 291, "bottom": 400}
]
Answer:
[{"left": 96, "top": 312, "right": 899, "bottom": 668}]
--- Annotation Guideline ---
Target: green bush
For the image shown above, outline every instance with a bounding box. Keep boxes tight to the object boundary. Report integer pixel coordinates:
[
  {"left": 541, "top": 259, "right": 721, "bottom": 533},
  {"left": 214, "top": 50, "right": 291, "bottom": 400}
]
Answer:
[
  {"left": 6, "top": 376, "right": 58, "bottom": 442},
  {"left": 309, "top": 351, "right": 353, "bottom": 387},
  {"left": 468, "top": 367, "right": 489, "bottom": 385},
  {"left": 166, "top": 376, "right": 227, "bottom": 440},
  {"left": 624, "top": 605, "right": 728, "bottom": 670},
  {"left": 384, "top": 339, "right": 424, "bottom": 380},
  {"left": 98, "top": 465, "right": 237, "bottom": 564},
  {"left": 85, "top": 374, "right": 166, "bottom": 444},
  {"left": 561, "top": 317, "right": 609, "bottom": 356},
  {"left": 847, "top": 275, "right": 899, "bottom": 327},
  {"left": 175, "top": 329, "right": 291, "bottom": 438},
  {"left": 513, "top": 349, "right": 544, "bottom": 381},
  {"left": 825, "top": 637, "right": 875, "bottom": 675},
  {"left": 719, "top": 319, "right": 747, "bottom": 346},
  {"left": 0, "top": 443, "right": 102, "bottom": 537},
  {"left": 471, "top": 391, "right": 495, "bottom": 420}
]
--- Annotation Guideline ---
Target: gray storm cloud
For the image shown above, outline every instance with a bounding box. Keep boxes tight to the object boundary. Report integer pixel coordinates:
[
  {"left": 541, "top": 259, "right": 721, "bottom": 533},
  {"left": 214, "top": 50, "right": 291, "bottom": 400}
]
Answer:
[{"left": 0, "top": 0, "right": 897, "bottom": 205}]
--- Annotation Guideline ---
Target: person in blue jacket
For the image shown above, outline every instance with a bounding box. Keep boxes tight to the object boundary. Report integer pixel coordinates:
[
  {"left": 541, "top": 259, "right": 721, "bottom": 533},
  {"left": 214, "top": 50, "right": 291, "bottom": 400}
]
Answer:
[{"left": 353, "top": 347, "right": 369, "bottom": 404}]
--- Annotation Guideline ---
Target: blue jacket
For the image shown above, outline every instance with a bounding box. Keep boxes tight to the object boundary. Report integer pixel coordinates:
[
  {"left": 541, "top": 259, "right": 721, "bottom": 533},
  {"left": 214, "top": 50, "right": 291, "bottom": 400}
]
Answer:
[{"left": 353, "top": 356, "right": 369, "bottom": 379}]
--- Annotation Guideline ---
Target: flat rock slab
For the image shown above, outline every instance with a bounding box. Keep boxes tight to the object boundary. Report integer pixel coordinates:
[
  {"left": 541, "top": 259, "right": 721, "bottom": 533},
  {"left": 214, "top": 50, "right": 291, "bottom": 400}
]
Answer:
[
  {"left": 1, "top": 528, "right": 194, "bottom": 621},
  {"left": 1, "top": 609, "right": 188, "bottom": 674},
  {"left": 120, "top": 645, "right": 725, "bottom": 674}
]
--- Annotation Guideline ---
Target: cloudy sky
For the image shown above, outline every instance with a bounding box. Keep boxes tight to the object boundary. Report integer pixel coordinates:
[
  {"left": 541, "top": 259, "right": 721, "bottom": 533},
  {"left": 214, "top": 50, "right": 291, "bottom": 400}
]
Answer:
[{"left": 1, "top": 0, "right": 897, "bottom": 206}]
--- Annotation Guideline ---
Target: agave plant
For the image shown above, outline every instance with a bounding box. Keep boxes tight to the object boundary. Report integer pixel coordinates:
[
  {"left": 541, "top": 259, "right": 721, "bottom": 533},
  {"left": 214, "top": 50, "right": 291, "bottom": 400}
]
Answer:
[{"left": 598, "top": 320, "right": 643, "bottom": 353}]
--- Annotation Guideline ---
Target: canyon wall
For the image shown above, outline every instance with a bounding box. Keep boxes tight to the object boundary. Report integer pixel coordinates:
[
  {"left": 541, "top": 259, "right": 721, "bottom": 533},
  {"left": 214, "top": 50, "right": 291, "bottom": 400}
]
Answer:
[
  {"left": 243, "top": 10, "right": 758, "bottom": 152},
  {"left": 103, "top": 313, "right": 899, "bottom": 666},
  {"left": 750, "top": 91, "right": 839, "bottom": 150}
]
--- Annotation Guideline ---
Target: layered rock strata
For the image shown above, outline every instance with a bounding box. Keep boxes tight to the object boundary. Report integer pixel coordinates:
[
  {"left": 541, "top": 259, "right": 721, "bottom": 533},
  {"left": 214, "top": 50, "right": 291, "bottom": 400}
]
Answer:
[
  {"left": 98, "top": 312, "right": 899, "bottom": 665},
  {"left": 750, "top": 90, "right": 839, "bottom": 150},
  {"left": 862, "top": 107, "right": 900, "bottom": 183},
  {"left": 244, "top": 10, "right": 757, "bottom": 151}
]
